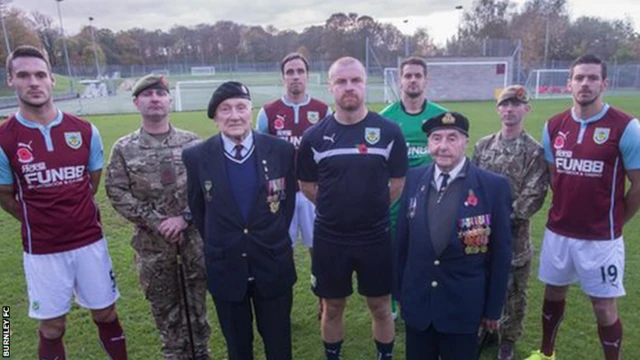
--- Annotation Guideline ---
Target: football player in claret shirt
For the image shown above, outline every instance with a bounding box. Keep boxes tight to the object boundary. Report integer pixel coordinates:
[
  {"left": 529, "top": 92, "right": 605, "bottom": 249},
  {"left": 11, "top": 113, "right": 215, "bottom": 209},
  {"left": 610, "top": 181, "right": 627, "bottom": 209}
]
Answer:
[
  {"left": 256, "top": 52, "right": 331, "bottom": 255},
  {"left": 525, "top": 54, "right": 640, "bottom": 360},
  {"left": 256, "top": 52, "right": 331, "bottom": 319},
  {"left": 0, "top": 45, "right": 128, "bottom": 360}
]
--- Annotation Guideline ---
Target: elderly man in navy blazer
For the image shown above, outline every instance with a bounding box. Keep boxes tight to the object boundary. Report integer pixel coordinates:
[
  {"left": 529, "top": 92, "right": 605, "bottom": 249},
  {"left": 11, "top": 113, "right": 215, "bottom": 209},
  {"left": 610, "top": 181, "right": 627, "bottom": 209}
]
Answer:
[
  {"left": 394, "top": 111, "right": 513, "bottom": 360},
  {"left": 182, "top": 81, "right": 297, "bottom": 360}
]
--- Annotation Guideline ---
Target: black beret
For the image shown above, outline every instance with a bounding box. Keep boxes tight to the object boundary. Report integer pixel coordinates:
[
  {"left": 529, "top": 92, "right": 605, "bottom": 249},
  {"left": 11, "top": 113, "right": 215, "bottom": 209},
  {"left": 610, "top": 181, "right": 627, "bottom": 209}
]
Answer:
[
  {"left": 207, "top": 81, "right": 251, "bottom": 119},
  {"left": 421, "top": 112, "right": 470, "bottom": 137},
  {"left": 132, "top": 74, "right": 170, "bottom": 97}
]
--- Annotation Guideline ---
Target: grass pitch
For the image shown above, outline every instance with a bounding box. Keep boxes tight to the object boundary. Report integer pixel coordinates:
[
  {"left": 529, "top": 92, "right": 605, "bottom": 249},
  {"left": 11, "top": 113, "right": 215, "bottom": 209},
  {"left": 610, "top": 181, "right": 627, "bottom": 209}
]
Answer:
[{"left": 1, "top": 96, "right": 639, "bottom": 359}]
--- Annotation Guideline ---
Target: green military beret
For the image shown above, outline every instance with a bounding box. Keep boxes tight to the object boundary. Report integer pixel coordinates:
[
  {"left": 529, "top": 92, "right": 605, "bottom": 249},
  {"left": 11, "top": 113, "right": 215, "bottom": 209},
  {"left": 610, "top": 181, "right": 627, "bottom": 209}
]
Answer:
[
  {"left": 132, "top": 74, "right": 170, "bottom": 97},
  {"left": 421, "top": 111, "right": 470, "bottom": 137},
  {"left": 497, "top": 85, "right": 529, "bottom": 106}
]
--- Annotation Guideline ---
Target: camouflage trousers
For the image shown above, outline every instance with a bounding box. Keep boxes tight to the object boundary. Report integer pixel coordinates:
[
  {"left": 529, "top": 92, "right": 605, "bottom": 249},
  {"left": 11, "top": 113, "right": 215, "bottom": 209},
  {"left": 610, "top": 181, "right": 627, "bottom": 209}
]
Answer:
[
  {"left": 134, "top": 229, "right": 211, "bottom": 360},
  {"left": 499, "top": 259, "right": 532, "bottom": 343}
]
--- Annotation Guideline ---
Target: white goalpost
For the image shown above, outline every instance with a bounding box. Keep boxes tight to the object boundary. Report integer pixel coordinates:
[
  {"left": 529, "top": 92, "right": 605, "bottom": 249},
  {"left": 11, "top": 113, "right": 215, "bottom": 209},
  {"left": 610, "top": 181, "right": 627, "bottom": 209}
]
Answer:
[
  {"left": 308, "top": 73, "right": 322, "bottom": 85},
  {"left": 174, "top": 79, "right": 231, "bottom": 112},
  {"left": 525, "top": 69, "right": 571, "bottom": 99},
  {"left": 190, "top": 66, "right": 216, "bottom": 76},
  {"left": 383, "top": 60, "right": 510, "bottom": 103}
]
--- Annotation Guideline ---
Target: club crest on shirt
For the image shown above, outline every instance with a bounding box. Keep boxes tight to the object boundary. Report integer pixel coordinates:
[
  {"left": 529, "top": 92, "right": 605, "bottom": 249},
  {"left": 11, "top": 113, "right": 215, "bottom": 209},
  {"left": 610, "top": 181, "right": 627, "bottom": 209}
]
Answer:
[
  {"left": 593, "top": 127, "right": 610, "bottom": 145},
  {"left": 308, "top": 111, "right": 320, "bottom": 124},
  {"left": 364, "top": 127, "right": 380, "bottom": 145},
  {"left": 64, "top": 132, "right": 82, "bottom": 150}
]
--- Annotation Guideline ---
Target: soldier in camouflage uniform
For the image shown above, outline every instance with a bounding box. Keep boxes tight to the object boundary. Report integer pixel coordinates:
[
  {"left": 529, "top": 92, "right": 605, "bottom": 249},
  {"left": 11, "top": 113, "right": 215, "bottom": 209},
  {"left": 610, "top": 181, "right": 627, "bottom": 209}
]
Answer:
[
  {"left": 472, "top": 85, "right": 549, "bottom": 360},
  {"left": 105, "top": 75, "right": 211, "bottom": 360}
]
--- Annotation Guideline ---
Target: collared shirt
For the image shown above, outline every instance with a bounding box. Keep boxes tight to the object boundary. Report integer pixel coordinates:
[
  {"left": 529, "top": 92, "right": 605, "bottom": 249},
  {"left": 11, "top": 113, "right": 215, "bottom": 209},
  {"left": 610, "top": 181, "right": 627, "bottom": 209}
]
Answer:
[
  {"left": 0, "top": 110, "right": 103, "bottom": 185},
  {"left": 434, "top": 157, "right": 467, "bottom": 190},
  {"left": 221, "top": 131, "right": 255, "bottom": 163}
]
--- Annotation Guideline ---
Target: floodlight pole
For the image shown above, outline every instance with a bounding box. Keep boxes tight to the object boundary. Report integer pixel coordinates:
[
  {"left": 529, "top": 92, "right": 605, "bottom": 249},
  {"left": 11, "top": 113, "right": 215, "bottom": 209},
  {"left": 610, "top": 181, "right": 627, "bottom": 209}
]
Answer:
[
  {"left": 543, "top": 14, "right": 550, "bottom": 68},
  {"left": 403, "top": 19, "right": 410, "bottom": 57},
  {"left": 89, "top": 16, "right": 102, "bottom": 78},
  {"left": 0, "top": 0, "right": 10, "bottom": 55},
  {"left": 55, "top": 0, "right": 74, "bottom": 92}
]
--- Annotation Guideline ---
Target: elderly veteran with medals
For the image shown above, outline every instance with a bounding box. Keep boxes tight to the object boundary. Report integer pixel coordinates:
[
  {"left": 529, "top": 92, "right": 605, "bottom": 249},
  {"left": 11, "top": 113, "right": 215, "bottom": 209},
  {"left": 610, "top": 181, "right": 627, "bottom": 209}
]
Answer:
[
  {"left": 393, "top": 112, "right": 513, "bottom": 360},
  {"left": 182, "top": 81, "right": 297, "bottom": 360}
]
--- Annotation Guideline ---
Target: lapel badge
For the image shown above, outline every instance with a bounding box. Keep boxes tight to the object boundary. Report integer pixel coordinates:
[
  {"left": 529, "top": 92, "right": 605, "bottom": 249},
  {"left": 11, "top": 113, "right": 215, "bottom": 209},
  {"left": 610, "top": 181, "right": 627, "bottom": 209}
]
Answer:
[
  {"left": 204, "top": 180, "right": 213, "bottom": 202},
  {"left": 464, "top": 189, "right": 478, "bottom": 207},
  {"left": 408, "top": 197, "right": 417, "bottom": 219}
]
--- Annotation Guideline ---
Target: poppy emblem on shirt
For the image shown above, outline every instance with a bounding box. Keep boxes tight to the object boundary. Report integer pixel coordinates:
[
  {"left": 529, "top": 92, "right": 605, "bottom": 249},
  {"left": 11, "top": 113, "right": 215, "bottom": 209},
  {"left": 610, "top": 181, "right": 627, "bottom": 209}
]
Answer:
[
  {"left": 308, "top": 111, "right": 320, "bottom": 124},
  {"left": 64, "top": 132, "right": 82, "bottom": 150},
  {"left": 357, "top": 143, "right": 368, "bottom": 154},
  {"left": 274, "top": 115, "right": 286, "bottom": 130},
  {"left": 553, "top": 134, "right": 566, "bottom": 149},
  {"left": 593, "top": 127, "right": 610, "bottom": 145},
  {"left": 17, "top": 147, "right": 34, "bottom": 164},
  {"left": 364, "top": 127, "right": 380, "bottom": 145}
]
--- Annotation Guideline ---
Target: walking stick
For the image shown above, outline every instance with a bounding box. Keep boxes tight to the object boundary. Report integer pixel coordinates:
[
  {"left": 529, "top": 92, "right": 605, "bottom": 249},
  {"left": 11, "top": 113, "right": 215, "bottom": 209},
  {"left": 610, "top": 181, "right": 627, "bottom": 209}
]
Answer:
[
  {"left": 476, "top": 326, "right": 491, "bottom": 360},
  {"left": 177, "top": 231, "right": 197, "bottom": 360}
]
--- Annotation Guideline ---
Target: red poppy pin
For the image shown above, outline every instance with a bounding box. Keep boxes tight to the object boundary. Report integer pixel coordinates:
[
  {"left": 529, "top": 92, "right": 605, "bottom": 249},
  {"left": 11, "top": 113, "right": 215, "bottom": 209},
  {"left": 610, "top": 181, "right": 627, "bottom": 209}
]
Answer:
[
  {"left": 357, "top": 143, "right": 368, "bottom": 154},
  {"left": 465, "top": 189, "right": 478, "bottom": 207}
]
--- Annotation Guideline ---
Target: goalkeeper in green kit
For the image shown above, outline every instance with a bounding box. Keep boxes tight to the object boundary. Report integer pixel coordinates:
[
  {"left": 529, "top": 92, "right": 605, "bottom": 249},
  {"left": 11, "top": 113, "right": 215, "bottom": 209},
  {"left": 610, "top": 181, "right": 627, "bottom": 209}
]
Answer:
[{"left": 380, "top": 57, "right": 447, "bottom": 319}]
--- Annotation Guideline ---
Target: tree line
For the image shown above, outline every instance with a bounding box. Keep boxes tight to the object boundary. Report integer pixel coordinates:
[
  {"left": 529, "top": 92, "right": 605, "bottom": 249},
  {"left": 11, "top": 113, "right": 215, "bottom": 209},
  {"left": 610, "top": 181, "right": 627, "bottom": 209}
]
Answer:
[{"left": 2, "top": 0, "right": 639, "bottom": 74}]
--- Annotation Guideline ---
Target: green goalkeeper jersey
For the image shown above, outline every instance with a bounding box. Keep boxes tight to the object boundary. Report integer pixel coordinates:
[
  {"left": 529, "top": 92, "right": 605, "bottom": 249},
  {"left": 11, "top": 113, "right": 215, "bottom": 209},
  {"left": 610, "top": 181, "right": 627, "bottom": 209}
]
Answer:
[{"left": 381, "top": 100, "right": 448, "bottom": 237}]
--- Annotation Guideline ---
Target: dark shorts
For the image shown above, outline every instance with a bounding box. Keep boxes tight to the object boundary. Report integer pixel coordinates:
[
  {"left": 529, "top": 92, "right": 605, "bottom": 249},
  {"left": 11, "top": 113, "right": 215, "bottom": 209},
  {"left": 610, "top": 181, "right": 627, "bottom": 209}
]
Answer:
[{"left": 311, "top": 239, "right": 392, "bottom": 299}]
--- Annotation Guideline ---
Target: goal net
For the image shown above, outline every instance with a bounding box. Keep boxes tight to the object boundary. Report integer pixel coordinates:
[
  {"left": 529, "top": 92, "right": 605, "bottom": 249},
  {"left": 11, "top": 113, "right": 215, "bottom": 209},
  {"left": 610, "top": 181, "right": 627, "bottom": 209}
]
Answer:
[
  {"left": 190, "top": 66, "right": 216, "bottom": 76},
  {"left": 383, "top": 61, "right": 510, "bottom": 103},
  {"left": 175, "top": 79, "right": 231, "bottom": 112},
  {"left": 524, "top": 69, "right": 571, "bottom": 99}
]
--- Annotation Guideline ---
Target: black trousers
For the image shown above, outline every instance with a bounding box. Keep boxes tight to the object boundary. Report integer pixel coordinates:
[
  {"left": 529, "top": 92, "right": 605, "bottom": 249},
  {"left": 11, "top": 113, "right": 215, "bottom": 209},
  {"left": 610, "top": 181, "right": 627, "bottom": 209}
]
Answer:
[
  {"left": 213, "top": 282, "right": 293, "bottom": 360},
  {"left": 405, "top": 323, "right": 477, "bottom": 360}
]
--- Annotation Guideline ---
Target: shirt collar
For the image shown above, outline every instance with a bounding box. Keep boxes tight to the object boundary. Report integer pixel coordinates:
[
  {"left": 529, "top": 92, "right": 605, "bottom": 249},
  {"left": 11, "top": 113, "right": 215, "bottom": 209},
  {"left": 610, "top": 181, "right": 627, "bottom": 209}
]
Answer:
[
  {"left": 434, "top": 157, "right": 467, "bottom": 183},
  {"left": 571, "top": 103, "right": 610, "bottom": 124},
  {"left": 16, "top": 109, "right": 63, "bottom": 129},
  {"left": 281, "top": 94, "right": 311, "bottom": 107},
  {"left": 220, "top": 131, "right": 254, "bottom": 154}
]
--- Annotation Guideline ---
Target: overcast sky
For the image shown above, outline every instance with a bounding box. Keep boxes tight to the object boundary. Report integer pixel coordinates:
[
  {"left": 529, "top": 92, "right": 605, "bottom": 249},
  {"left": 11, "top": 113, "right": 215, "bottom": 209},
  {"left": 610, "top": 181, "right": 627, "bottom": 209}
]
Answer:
[{"left": 13, "top": 0, "right": 640, "bottom": 46}]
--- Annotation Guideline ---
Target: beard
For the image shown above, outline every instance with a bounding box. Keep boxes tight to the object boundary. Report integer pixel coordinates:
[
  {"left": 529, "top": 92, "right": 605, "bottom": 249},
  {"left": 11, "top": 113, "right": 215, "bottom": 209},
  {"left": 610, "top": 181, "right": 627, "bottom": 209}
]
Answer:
[
  {"left": 403, "top": 88, "right": 423, "bottom": 99},
  {"left": 288, "top": 84, "right": 304, "bottom": 96},
  {"left": 575, "top": 96, "right": 598, "bottom": 107},
  {"left": 573, "top": 88, "right": 601, "bottom": 107},
  {"left": 337, "top": 95, "right": 362, "bottom": 111}
]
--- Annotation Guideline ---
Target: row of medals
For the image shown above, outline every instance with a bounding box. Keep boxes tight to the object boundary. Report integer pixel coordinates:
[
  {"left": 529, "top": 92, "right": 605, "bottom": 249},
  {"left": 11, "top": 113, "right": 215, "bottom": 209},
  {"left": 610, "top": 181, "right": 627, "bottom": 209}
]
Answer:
[{"left": 458, "top": 225, "right": 491, "bottom": 254}]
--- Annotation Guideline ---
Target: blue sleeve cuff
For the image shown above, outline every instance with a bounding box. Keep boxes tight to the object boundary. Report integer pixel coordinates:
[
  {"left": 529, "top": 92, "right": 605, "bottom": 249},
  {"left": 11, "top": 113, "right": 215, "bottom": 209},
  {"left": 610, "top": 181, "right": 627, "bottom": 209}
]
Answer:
[
  {"left": 256, "top": 108, "right": 269, "bottom": 133},
  {"left": 542, "top": 122, "right": 554, "bottom": 163},
  {"left": 0, "top": 146, "right": 13, "bottom": 185},
  {"left": 88, "top": 124, "right": 104, "bottom": 172},
  {"left": 620, "top": 118, "right": 640, "bottom": 170}
]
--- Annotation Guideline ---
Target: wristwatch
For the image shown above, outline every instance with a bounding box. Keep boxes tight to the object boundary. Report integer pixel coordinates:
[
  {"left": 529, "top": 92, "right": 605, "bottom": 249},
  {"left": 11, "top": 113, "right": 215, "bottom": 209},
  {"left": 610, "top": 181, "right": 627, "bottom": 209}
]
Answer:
[{"left": 182, "top": 211, "right": 193, "bottom": 225}]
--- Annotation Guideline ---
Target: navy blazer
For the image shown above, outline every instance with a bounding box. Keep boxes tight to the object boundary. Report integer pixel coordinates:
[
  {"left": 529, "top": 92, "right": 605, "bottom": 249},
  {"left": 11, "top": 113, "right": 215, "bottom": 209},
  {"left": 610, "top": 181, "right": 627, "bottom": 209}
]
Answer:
[
  {"left": 394, "top": 160, "right": 512, "bottom": 334},
  {"left": 182, "top": 131, "right": 297, "bottom": 302}
]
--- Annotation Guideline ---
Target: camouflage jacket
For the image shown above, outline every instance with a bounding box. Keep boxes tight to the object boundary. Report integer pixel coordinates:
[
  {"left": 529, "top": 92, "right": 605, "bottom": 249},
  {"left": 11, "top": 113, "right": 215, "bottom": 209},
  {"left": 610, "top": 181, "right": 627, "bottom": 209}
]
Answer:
[
  {"left": 105, "top": 126, "right": 201, "bottom": 243},
  {"left": 472, "top": 131, "right": 549, "bottom": 265}
]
